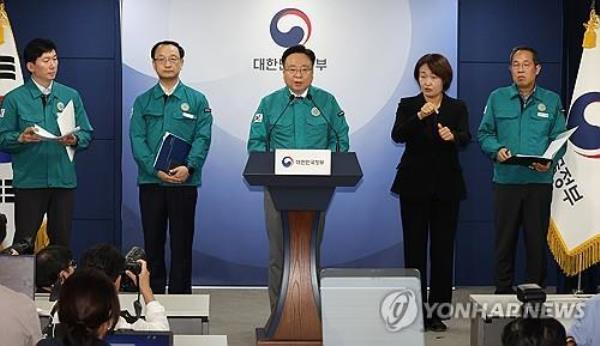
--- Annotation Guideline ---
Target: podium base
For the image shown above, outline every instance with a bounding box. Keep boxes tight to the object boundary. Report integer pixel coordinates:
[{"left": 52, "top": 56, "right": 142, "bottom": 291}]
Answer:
[{"left": 255, "top": 328, "right": 322, "bottom": 346}]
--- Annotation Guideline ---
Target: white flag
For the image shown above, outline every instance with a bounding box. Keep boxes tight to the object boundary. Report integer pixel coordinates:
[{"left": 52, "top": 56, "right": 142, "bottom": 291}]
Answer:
[
  {"left": 0, "top": 3, "right": 23, "bottom": 248},
  {"left": 548, "top": 8, "right": 600, "bottom": 276}
]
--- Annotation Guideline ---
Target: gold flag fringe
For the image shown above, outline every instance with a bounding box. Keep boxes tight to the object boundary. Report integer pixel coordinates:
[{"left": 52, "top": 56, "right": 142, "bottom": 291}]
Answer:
[{"left": 548, "top": 219, "right": 600, "bottom": 276}]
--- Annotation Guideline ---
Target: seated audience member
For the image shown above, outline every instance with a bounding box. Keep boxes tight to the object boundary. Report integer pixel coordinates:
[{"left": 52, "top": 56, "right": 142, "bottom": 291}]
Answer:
[
  {"left": 36, "top": 245, "right": 76, "bottom": 294},
  {"left": 0, "top": 282, "right": 43, "bottom": 346},
  {"left": 502, "top": 317, "right": 566, "bottom": 346},
  {"left": 37, "top": 269, "right": 119, "bottom": 346},
  {"left": 0, "top": 211, "right": 34, "bottom": 255},
  {"left": 80, "top": 243, "right": 169, "bottom": 330},
  {"left": 566, "top": 294, "right": 600, "bottom": 346}
]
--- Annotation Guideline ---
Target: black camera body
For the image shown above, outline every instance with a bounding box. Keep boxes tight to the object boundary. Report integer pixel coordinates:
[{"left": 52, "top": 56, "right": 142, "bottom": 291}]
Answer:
[
  {"left": 124, "top": 261, "right": 142, "bottom": 275},
  {"left": 517, "top": 283, "right": 547, "bottom": 318},
  {"left": 124, "top": 246, "right": 146, "bottom": 275}
]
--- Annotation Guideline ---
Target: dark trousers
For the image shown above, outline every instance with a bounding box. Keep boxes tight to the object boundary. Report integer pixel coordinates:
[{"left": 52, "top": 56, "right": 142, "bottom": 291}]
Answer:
[
  {"left": 400, "top": 196, "right": 459, "bottom": 319},
  {"left": 139, "top": 184, "right": 197, "bottom": 294},
  {"left": 14, "top": 188, "right": 74, "bottom": 249},
  {"left": 493, "top": 183, "right": 552, "bottom": 292},
  {"left": 264, "top": 188, "right": 325, "bottom": 311}
]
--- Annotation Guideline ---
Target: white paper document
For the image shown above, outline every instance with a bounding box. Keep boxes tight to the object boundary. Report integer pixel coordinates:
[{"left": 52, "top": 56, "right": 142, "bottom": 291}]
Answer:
[
  {"left": 515, "top": 127, "right": 578, "bottom": 160},
  {"left": 33, "top": 124, "right": 80, "bottom": 141},
  {"left": 33, "top": 100, "right": 79, "bottom": 161}
]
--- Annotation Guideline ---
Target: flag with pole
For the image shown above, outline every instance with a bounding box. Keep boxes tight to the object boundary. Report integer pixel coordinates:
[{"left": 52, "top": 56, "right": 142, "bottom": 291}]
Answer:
[
  {"left": 0, "top": 0, "right": 23, "bottom": 249},
  {"left": 548, "top": 3, "right": 600, "bottom": 276}
]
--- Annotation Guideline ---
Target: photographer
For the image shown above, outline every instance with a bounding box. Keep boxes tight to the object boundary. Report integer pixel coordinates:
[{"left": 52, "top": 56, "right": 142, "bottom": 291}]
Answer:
[
  {"left": 51, "top": 243, "right": 168, "bottom": 331},
  {"left": 35, "top": 245, "right": 76, "bottom": 295},
  {"left": 79, "top": 244, "right": 169, "bottom": 330}
]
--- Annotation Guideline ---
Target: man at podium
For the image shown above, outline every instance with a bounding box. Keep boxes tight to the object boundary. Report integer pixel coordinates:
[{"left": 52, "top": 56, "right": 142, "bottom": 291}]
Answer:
[{"left": 247, "top": 45, "right": 350, "bottom": 310}]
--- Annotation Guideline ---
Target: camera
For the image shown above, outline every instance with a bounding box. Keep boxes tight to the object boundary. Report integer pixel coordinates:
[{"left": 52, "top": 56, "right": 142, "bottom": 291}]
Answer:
[
  {"left": 124, "top": 246, "right": 146, "bottom": 275},
  {"left": 517, "top": 283, "right": 547, "bottom": 318}
]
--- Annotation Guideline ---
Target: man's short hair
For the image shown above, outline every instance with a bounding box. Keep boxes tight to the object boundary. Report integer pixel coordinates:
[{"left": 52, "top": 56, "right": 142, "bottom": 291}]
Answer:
[
  {"left": 413, "top": 53, "right": 453, "bottom": 92},
  {"left": 35, "top": 245, "right": 73, "bottom": 289},
  {"left": 509, "top": 45, "right": 540, "bottom": 65},
  {"left": 502, "top": 317, "right": 566, "bottom": 346},
  {"left": 80, "top": 243, "right": 125, "bottom": 282},
  {"left": 23, "top": 38, "right": 57, "bottom": 64},
  {"left": 281, "top": 45, "right": 316, "bottom": 66},
  {"left": 151, "top": 40, "right": 185, "bottom": 60}
]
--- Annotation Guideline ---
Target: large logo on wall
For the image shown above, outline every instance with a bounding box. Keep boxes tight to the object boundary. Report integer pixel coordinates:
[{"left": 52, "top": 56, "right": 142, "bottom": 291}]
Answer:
[
  {"left": 270, "top": 8, "right": 312, "bottom": 48},
  {"left": 568, "top": 92, "right": 600, "bottom": 158}
]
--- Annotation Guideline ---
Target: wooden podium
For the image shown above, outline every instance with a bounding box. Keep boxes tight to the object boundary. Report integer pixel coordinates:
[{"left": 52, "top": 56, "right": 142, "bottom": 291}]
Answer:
[{"left": 243, "top": 152, "right": 362, "bottom": 346}]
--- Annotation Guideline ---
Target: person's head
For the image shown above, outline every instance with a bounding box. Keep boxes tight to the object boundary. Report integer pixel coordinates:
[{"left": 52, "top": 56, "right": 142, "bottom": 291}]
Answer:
[
  {"left": 23, "top": 38, "right": 58, "bottom": 86},
  {"left": 281, "top": 45, "right": 316, "bottom": 95},
  {"left": 80, "top": 243, "right": 125, "bottom": 288},
  {"left": 501, "top": 317, "right": 566, "bottom": 346},
  {"left": 413, "top": 53, "right": 453, "bottom": 100},
  {"left": 509, "top": 45, "right": 541, "bottom": 92},
  {"left": 35, "top": 245, "right": 75, "bottom": 292},
  {"left": 58, "top": 269, "right": 120, "bottom": 343},
  {"left": 151, "top": 40, "right": 185, "bottom": 82}
]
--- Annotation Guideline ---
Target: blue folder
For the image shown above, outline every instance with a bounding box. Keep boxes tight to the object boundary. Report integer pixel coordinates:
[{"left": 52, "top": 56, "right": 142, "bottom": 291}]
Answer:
[{"left": 153, "top": 132, "right": 191, "bottom": 172}]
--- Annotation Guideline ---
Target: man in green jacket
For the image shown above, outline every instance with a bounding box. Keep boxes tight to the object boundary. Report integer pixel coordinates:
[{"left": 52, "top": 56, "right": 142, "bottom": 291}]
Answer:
[
  {"left": 130, "top": 40, "right": 212, "bottom": 294},
  {"left": 0, "top": 38, "right": 93, "bottom": 252},
  {"left": 478, "top": 46, "right": 566, "bottom": 294},
  {"left": 247, "top": 45, "right": 349, "bottom": 310}
]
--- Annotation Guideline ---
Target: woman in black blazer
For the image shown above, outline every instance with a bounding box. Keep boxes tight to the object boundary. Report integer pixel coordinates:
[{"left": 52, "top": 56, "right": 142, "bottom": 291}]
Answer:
[{"left": 391, "top": 53, "right": 470, "bottom": 332}]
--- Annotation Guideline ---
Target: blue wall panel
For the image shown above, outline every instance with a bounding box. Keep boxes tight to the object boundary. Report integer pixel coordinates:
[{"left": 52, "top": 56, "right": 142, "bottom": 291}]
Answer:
[
  {"left": 457, "top": 0, "right": 563, "bottom": 285},
  {"left": 5, "top": 0, "right": 122, "bottom": 256},
  {"left": 58, "top": 59, "right": 117, "bottom": 139}
]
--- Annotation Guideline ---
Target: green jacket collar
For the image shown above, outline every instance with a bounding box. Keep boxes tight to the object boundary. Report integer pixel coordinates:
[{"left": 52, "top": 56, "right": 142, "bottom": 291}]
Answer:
[
  {"left": 509, "top": 83, "right": 543, "bottom": 102},
  {"left": 151, "top": 81, "right": 185, "bottom": 100}
]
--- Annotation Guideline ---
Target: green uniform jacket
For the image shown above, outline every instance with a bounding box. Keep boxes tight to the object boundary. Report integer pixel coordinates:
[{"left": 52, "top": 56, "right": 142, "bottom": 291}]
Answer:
[
  {"left": 247, "top": 86, "right": 350, "bottom": 152},
  {"left": 477, "top": 84, "right": 566, "bottom": 184},
  {"left": 0, "top": 79, "right": 93, "bottom": 188},
  {"left": 130, "top": 82, "right": 212, "bottom": 186}
]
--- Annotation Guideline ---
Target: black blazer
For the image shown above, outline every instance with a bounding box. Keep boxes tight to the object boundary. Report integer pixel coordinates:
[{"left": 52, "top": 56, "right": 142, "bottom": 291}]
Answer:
[{"left": 391, "top": 93, "right": 471, "bottom": 200}]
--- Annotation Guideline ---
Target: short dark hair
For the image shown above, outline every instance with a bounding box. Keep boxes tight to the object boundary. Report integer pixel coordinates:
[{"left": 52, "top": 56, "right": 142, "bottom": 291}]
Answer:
[
  {"left": 502, "top": 318, "right": 566, "bottom": 346},
  {"left": 413, "top": 53, "right": 453, "bottom": 91},
  {"left": 23, "top": 38, "right": 57, "bottom": 64},
  {"left": 58, "top": 269, "right": 120, "bottom": 344},
  {"left": 281, "top": 45, "right": 316, "bottom": 66},
  {"left": 509, "top": 45, "right": 540, "bottom": 65},
  {"left": 80, "top": 244, "right": 125, "bottom": 282},
  {"left": 151, "top": 40, "right": 185, "bottom": 60},
  {"left": 35, "top": 245, "right": 73, "bottom": 289}
]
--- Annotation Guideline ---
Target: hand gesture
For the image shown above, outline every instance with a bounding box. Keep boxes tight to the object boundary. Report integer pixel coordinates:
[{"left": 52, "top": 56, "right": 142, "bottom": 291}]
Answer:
[
  {"left": 168, "top": 166, "right": 190, "bottom": 183},
  {"left": 437, "top": 123, "right": 455, "bottom": 142},
  {"left": 417, "top": 102, "right": 438, "bottom": 120},
  {"left": 531, "top": 162, "right": 551, "bottom": 172},
  {"left": 58, "top": 134, "right": 78, "bottom": 146},
  {"left": 497, "top": 148, "right": 512, "bottom": 162},
  {"left": 18, "top": 127, "right": 41, "bottom": 143}
]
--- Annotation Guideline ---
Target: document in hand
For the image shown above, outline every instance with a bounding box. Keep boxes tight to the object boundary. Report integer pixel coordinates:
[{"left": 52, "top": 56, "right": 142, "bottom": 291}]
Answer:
[
  {"left": 153, "top": 132, "right": 192, "bottom": 173},
  {"left": 57, "top": 100, "right": 77, "bottom": 161},
  {"left": 504, "top": 127, "right": 578, "bottom": 166},
  {"left": 33, "top": 124, "right": 80, "bottom": 141}
]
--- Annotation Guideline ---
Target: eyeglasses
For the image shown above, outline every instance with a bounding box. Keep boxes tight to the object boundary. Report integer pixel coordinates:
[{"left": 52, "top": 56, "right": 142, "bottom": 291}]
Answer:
[
  {"left": 511, "top": 62, "right": 534, "bottom": 70},
  {"left": 154, "top": 56, "right": 181, "bottom": 65},
  {"left": 284, "top": 67, "right": 313, "bottom": 75}
]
